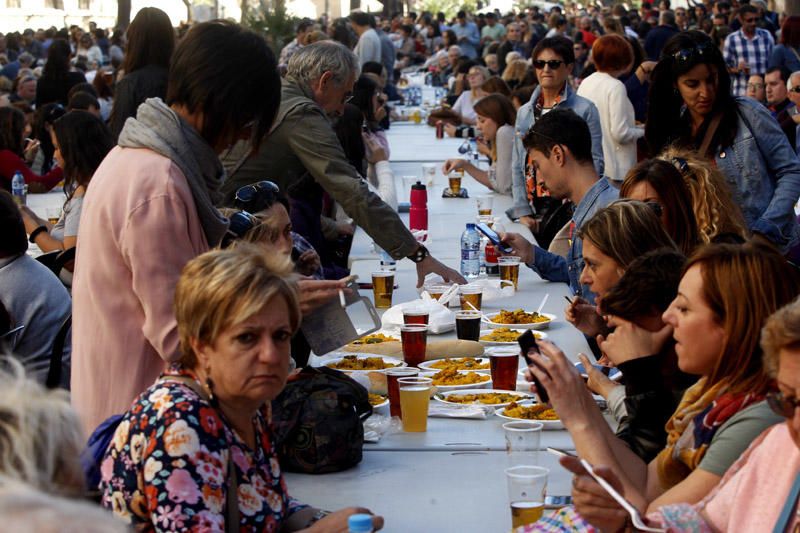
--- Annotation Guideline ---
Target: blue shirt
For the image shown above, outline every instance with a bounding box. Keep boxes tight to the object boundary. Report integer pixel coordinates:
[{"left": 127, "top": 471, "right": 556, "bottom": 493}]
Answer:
[
  {"left": 525, "top": 178, "right": 619, "bottom": 301},
  {"left": 452, "top": 21, "right": 480, "bottom": 58}
]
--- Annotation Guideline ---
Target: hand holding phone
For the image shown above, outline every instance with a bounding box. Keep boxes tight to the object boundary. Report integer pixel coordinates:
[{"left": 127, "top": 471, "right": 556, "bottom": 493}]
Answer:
[
  {"left": 475, "top": 222, "right": 514, "bottom": 254},
  {"left": 518, "top": 330, "right": 549, "bottom": 403}
]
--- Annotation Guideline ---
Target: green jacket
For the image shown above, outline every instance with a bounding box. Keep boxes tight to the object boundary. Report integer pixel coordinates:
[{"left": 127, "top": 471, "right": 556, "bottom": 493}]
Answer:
[{"left": 220, "top": 77, "right": 418, "bottom": 259}]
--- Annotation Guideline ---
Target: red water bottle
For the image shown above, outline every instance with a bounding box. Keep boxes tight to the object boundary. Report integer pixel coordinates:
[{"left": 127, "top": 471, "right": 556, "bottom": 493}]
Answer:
[{"left": 409, "top": 181, "right": 428, "bottom": 241}]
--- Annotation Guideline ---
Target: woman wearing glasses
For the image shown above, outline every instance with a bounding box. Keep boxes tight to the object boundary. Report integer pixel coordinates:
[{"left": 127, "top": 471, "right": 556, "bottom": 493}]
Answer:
[
  {"left": 450, "top": 65, "right": 489, "bottom": 126},
  {"left": 646, "top": 31, "right": 800, "bottom": 254}
]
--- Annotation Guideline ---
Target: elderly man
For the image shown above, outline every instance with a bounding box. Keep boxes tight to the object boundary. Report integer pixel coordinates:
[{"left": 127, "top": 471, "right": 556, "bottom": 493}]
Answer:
[
  {"left": 788, "top": 71, "right": 800, "bottom": 108},
  {"left": 10, "top": 75, "right": 35, "bottom": 106},
  {"left": 220, "top": 42, "right": 464, "bottom": 287},
  {"left": 496, "top": 22, "right": 527, "bottom": 73}
]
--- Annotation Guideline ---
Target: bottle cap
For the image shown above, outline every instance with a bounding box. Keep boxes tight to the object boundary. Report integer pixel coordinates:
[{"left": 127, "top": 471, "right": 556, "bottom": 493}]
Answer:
[
  {"left": 466, "top": 223, "right": 476, "bottom": 229},
  {"left": 348, "top": 513, "right": 373, "bottom": 532},
  {"left": 411, "top": 181, "right": 426, "bottom": 190}
]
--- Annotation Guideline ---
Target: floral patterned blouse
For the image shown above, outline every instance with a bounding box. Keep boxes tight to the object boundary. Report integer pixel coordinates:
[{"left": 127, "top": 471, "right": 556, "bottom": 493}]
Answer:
[{"left": 100, "top": 365, "right": 307, "bottom": 532}]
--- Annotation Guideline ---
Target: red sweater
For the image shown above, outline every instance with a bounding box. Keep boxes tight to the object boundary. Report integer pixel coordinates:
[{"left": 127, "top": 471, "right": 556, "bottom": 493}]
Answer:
[{"left": 0, "top": 149, "right": 63, "bottom": 191}]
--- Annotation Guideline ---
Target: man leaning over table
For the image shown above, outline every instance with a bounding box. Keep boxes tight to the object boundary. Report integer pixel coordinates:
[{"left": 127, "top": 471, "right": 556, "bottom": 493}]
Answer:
[
  {"left": 500, "top": 108, "right": 618, "bottom": 304},
  {"left": 506, "top": 36, "right": 605, "bottom": 232},
  {"left": 220, "top": 41, "right": 464, "bottom": 287}
]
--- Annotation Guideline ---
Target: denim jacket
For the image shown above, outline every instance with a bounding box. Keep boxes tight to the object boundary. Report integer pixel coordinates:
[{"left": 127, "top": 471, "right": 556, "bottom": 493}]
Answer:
[
  {"left": 714, "top": 97, "right": 800, "bottom": 252},
  {"left": 526, "top": 177, "right": 619, "bottom": 301},
  {"left": 507, "top": 84, "right": 606, "bottom": 219}
]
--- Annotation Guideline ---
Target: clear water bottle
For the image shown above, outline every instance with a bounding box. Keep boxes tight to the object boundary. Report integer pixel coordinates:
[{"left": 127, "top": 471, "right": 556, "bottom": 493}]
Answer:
[
  {"left": 461, "top": 223, "right": 481, "bottom": 279},
  {"left": 11, "top": 171, "right": 25, "bottom": 205},
  {"left": 348, "top": 514, "right": 374, "bottom": 533}
]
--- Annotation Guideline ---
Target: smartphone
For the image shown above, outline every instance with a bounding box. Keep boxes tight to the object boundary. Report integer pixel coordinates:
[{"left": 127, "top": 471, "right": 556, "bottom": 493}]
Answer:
[
  {"left": 546, "top": 447, "right": 578, "bottom": 459},
  {"left": 518, "top": 330, "right": 549, "bottom": 403},
  {"left": 475, "top": 222, "right": 514, "bottom": 254},
  {"left": 544, "top": 495, "right": 573, "bottom": 508}
]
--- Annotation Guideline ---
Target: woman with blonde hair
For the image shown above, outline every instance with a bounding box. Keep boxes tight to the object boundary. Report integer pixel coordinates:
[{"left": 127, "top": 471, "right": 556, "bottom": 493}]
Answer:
[
  {"left": 657, "top": 146, "right": 748, "bottom": 244},
  {"left": 450, "top": 65, "right": 490, "bottom": 125},
  {"left": 502, "top": 59, "right": 535, "bottom": 90}
]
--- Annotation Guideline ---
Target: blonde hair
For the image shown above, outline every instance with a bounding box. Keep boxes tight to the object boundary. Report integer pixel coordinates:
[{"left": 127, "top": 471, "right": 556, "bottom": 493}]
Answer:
[
  {"left": 761, "top": 296, "right": 800, "bottom": 379},
  {"left": 0, "top": 359, "right": 85, "bottom": 496},
  {"left": 174, "top": 243, "right": 301, "bottom": 367},
  {"left": 469, "top": 65, "right": 491, "bottom": 96},
  {"left": 658, "top": 146, "right": 748, "bottom": 244},
  {"left": 502, "top": 59, "right": 530, "bottom": 83}
]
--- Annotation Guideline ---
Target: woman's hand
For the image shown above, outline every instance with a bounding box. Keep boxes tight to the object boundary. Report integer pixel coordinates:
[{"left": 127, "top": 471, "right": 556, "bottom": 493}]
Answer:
[
  {"left": 525, "top": 340, "right": 597, "bottom": 428},
  {"left": 305, "top": 508, "right": 384, "bottom": 532},
  {"left": 442, "top": 158, "right": 466, "bottom": 174},
  {"left": 23, "top": 139, "right": 40, "bottom": 163},
  {"left": 565, "top": 297, "right": 607, "bottom": 338},
  {"left": 579, "top": 353, "right": 619, "bottom": 399},
  {"left": 597, "top": 316, "right": 673, "bottom": 366},
  {"left": 363, "top": 134, "right": 388, "bottom": 164},
  {"left": 297, "top": 278, "right": 350, "bottom": 314},
  {"left": 295, "top": 249, "right": 321, "bottom": 277},
  {"left": 559, "top": 456, "right": 629, "bottom": 533},
  {"left": 444, "top": 123, "right": 457, "bottom": 137},
  {"left": 476, "top": 138, "right": 491, "bottom": 158}
]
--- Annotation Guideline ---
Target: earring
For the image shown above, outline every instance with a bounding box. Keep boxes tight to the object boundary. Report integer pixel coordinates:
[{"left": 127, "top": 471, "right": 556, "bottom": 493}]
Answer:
[{"left": 204, "top": 368, "right": 215, "bottom": 402}]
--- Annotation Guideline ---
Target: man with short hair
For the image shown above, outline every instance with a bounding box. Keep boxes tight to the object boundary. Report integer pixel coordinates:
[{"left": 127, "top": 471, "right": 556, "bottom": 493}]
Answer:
[
  {"left": 765, "top": 66, "right": 796, "bottom": 147},
  {"left": 496, "top": 22, "right": 526, "bottom": 73},
  {"left": 10, "top": 76, "right": 35, "bottom": 106},
  {"left": 508, "top": 37, "right": 604, "bottom": 232},
  {"left": 21, "top": 29, "right": 43, "bottom": 60},
  {"left": 350, "top": 12, "right": 382, "bottom": 66},
  {"left": 644, "top": 10, "right": 679, "bottom": 61},
  {"left": 220, "top": 42, "right": 464, "bottom": 288},
  {"left": 0, "top": 52, "right": 34, "bottom": 84},
  {"left": 279, "top": 18, "right": 314, "bottom": 67},
  {"left": 481, "top": 13, "right": 506, "bottom": 46},
  {"left": 501, "top": 109, "right": 618, "bottom": 300},
  {"left": 452, "top": 11, "right": 480, "bottom": 59},
  {"left": 724, "top": 4, "right": 774, "bottom": 97}
]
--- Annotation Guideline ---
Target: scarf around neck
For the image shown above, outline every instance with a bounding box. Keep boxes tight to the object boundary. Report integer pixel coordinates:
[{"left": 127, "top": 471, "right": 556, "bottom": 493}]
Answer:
[{"left": 117, "top": 98, "right": 229, "bottom": 246}]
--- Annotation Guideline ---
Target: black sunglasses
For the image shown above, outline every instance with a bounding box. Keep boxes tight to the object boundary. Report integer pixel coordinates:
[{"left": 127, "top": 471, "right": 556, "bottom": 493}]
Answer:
[
  {"left": 767, "top": 390, "right": 800, "bottom": 418},
  {"left": 672, "top": 41, "right": 714, "bottom": 63},
  {"left": 234, "top": 180, "right": 280, "bottom": 210},
  {"left": 533, "top": 59, "right": 565, "bottom": 70}
]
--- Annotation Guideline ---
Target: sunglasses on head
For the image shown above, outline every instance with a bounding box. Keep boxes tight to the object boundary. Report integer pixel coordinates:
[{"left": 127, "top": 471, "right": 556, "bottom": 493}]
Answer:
[
  {"left": 671, "top": 157, "right": 690, "bottom": 175},
  {"left": 767, "top": 390, "right": 800, "bottom": 418},
  {"left": 234, "top": 180, "right": 280, "bottom": 210},
  {"left": 533, "top": 59, "right": 565, "bottom": 70},
  {"left": 672, "top": 41, "right": 714, "bottom": 63}
]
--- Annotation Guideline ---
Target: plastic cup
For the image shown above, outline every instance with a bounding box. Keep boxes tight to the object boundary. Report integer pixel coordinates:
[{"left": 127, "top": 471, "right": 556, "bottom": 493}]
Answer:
[
  {"left": 448, "top": 172, "right": 462, "bottom": 195},
  {"left": 403, "top": 306, "right": 429, "bottom": 325},
  {"left": 506, "top": 466, "right": 549, "bottom": 529},
  {"left": 490, "top": 348, "right": 520, "bottom": 390},
  {"left": 401, "top": 175, "right": 418, "bottom": 203},
  {"left": 459, "top": 284, "right": 483, "bottom": 311},
  {"left": 425, "top": 283, "right": 450, "bottom": 303},
  {"left": 455, "top": 310, "right": 482, "bottom": 341},
  {"left": 503, "top": 421, "right": 543, "bottom": 467},
  {"left": 401, "top": 324, "right": 428, "bottom": 367},
  {"left": 372, "top": 271, "right": 394, "bottom": 308},
  {"left": 387, "top": 367, "right": 419, "bottom": 418},
  {"left": 398, "top": 376, "right": 433, "bottom": 432},
  {"left": 422, "top": 163, "right": 437, "bottom": 187},
  {"left": 499, "top": 256, "right": 522, "bottom": 290},
  {"left": 476, "top": 195, "right": 493, "bottom": 216},
  {"left": 46, "top": 207, "right": 62, "bottom": 225}
]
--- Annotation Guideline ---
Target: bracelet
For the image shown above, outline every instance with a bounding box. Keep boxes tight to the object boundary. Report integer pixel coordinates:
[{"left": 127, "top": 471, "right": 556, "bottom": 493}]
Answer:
[
  {"left": 305, "top": 509, "right": 330, "bottom": 527},
  {"left": 29, "top": 225, "right": 48, "bottom": 243}
]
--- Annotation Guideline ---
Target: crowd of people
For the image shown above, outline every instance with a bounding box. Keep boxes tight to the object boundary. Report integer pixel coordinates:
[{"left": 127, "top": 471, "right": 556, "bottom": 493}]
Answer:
[{"left": 0, "top": 1, "right": 799, "bottom": 531}]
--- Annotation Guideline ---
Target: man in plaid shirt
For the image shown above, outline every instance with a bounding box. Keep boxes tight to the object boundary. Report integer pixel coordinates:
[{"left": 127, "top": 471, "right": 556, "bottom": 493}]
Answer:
[{"left": 724, "top": 4, "right": 774, "bottom": 96}]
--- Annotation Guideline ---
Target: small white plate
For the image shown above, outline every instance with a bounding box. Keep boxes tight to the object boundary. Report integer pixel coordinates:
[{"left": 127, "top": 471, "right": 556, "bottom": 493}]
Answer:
[
  {"left": 434, "top": 388, "right": 533, "bottom": 407},
  {"left": 418, "top": 357, "right": 491, "bottom": 373},
  {"left": 482, "top": 312, "right": 556, "bottom": 330},
  {"left": 495, "top": 401, "right": 564, "bottom": 429},
  {"left": 318, "top": 354, "right": 407, "bottom": 373},
  {"left": 478, "top": 329, "right": 549, "bottom": 345},
  {"left": 420, "top": 371, "right": 492, "bottom": 392}
]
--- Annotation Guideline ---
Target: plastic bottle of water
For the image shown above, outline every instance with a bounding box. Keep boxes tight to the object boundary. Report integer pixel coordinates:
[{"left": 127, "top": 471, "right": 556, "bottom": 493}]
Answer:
[
  {"left": 11, "top": 171, "right": 25, "bottom": 205},
  {"left": 461, "top": 223, "right": 481, "bottom": 278}
]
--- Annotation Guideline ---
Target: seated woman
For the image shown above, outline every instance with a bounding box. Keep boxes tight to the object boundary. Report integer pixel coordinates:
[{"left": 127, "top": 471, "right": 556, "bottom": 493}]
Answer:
[
  {"left": 100, "top": 245, "right": 383, "bottom": 531},
  {"left": 442, "top": 94, "right": 516, "bottom": 195},
  {"left": 620, "top": 158, "right": 701, "bottom": 256},
  {"left": 561, "top": 294, "right": 800, "bottom": 533},
  {"left": 20, "top": 111, "right": 114, "bottom": 264},
  {"left": 526, "top": 241, "right": 797, "bottom": 527},
  {"left": 449, "top": 65, "right": 489, "bottom": 126},
  {"left": 0, "top": 107, "right": 63, "bottom": 193}
]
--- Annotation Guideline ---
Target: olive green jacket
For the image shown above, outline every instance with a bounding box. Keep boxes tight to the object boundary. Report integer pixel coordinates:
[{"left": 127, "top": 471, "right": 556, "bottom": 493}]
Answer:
[{"left": 220, "top": 77, "right": 418, "bottom": 259}]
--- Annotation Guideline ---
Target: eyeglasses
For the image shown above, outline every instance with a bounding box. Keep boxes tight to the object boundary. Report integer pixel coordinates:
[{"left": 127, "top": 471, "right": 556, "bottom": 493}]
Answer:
[
  {"left": 533, "top": 59, "right": 565, "bottom": 70},
  {"left": 767, "top": 390, "right": 800, "bottom": 418},
  {"left": 671, "top": 157, "right": 689, "bottom": 175},
  {"left": 234, "top": 180, "right": 280, "bottom": 210},
  {"left": 672, "top": 41, "right": 714, "bottom": 63},
  {"left": 747, "top": 83, "right": 765, "bottom": 90}
]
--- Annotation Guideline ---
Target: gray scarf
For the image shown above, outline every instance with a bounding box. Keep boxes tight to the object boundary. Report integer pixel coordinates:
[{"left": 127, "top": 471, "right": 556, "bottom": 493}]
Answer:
[{"left": 118, "top": 98, "right": 229, "bottom": 246}]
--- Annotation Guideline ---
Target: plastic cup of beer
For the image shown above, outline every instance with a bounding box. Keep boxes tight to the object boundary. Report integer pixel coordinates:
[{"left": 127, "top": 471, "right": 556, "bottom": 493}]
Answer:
[
  {"left": 387, "top": 367, "right": 419, "bottom": 418},
  {"left": 422, "top": 163, "right": 437, "bottom": 187},
  {"left": 459, "top": 284, "right": 483, "bottom": 311},
  {"left": 403, "top": 306, "right": 429, "bottom": 325},
  {"left": 46, "top": 207, "right": 62, "bottom": 225},
  {"left": 401, "top": 324, "right": 428, "bottom": 367},
  {"left": 425, "top": 283, "right": 450, "bottom": 303},
  {"left": 490, "top": 348, "right": 520, "bottom": 390},
  {"left": 505, "top": 466, "right": 549, "bottom": 528},
  {"left": 371, "top": 271, "right": 394, "bottom": 308},
  {"left": 503, "top": 421, "right": 543, "bottom": 467},
  {"left": 476, "top": 195, "right": 493, "bottom": 216},
  {"left": 499, "top": 256, "right": 522, "bottom": 290},
  {"left": 398, "top": 376, "right": 433, "bottom": 432},
  {"left": 477, "top": 214, "right": 495, "bottom": 229},
  {"left": 455, "top": 310, "right": 482, "bottom": 341},
  {"left": 448, "top": 171, "right": 462, "bottom": 195}
]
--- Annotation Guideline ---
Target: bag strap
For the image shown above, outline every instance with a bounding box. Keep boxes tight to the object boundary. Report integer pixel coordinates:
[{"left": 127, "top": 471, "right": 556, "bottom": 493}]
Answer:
[
  {"left": 158, "top": 375, "right": 240, "bottom": 530},
  {"left": 698, "top": 112, "right": 724, "bottom": 158},
  {"left": 46, "top": 314, "right": 71, "bottom": 389},
  {"left": 773, "top": 472, "right": 800, "bottom": 533}
]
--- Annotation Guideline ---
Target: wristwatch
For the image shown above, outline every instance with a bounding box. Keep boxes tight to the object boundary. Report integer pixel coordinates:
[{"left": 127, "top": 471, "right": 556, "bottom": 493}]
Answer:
[{"left": 407, "top": 244, "right": 430, "bottom": 263}]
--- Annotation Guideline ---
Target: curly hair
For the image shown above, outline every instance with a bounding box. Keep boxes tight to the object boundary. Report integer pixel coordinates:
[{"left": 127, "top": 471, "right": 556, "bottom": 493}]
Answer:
[{"left": 657, "top": 146, "right": 748, "bottom": 244}]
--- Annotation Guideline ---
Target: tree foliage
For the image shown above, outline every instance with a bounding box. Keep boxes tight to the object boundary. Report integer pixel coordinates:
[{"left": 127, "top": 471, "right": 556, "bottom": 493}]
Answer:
[
  {"left": 241, "top": 0, "right": 299, "bottom": 54},
  {"left": 417, "top": 0, "right": 478, "bottom": 18}
]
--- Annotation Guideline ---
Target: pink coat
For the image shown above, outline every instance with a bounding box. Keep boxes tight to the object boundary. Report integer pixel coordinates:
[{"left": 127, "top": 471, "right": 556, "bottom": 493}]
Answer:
[{"left": 71, "top": 146, "right": 209, "bottom": 432}]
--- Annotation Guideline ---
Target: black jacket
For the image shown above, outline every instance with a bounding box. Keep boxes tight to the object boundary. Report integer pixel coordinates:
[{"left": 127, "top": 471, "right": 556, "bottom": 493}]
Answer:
[{"left": 109, "top": 65, "right": 168, "bottom": 138}]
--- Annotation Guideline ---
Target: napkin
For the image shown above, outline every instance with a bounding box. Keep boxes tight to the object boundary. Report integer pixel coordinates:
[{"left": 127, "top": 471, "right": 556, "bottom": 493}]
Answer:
[
  {"left": 428, "top": 403, "right": 495, "bottom": 419},
  {"left": 421, "top": 275, "right": 515, "bottom": 303},
  {"left": 381, "top": 299, "right": 455, "bottom": 334}
]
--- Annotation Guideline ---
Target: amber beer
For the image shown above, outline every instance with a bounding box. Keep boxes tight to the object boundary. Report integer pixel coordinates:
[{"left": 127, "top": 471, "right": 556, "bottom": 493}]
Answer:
[
  {"left": 372, "top": 271, "right": 394, "bottom": 308},
  {"left": 510, "top": 501, "right": 544, "bottom": 528},
  {"left": 476, "top": 195, "right": 493, "bottom": 216},
  {"left": 490, "top": 349, "right": 519, "bottom": 390},
  {"left": 448, "top": 175, "right": 462, "bottom": 195},
  {"left": 401, "top": 324, "right": 428, "bottom": 367},
  {"left": 499, "top": 256, "right": 521, "bottom": 290},
  {"left": 459, "top": 285, "right": 483, "bottom": 311}
]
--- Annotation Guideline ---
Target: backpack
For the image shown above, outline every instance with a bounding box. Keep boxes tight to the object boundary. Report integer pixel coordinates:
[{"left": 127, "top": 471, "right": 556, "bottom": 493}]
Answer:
[{"left": 271, "top": 366, "right": 373, "bottom": 474}]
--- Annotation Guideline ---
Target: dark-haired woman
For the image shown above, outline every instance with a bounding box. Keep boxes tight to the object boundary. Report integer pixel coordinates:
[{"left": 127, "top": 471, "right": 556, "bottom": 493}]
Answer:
[
  {"left": 442, "top": 93, "right": 516, "bottom": 195},
  {"left": 0, "top": 107, "right": 62, "bottom": 192},
  {"left": 769, "top": 15, "right": 800, "bottom": 73},
  {"left": 109, "top": 7, "right": 174, "bottom": 138},
  {"left": 646, "top": 30, "right": 800, "bottom": 253},
  {"left": 34, "top": 39, "right": 86, "bottom": 108},
  {"left": 20, "top": 111, "right": 114, "bottom": 263}
]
